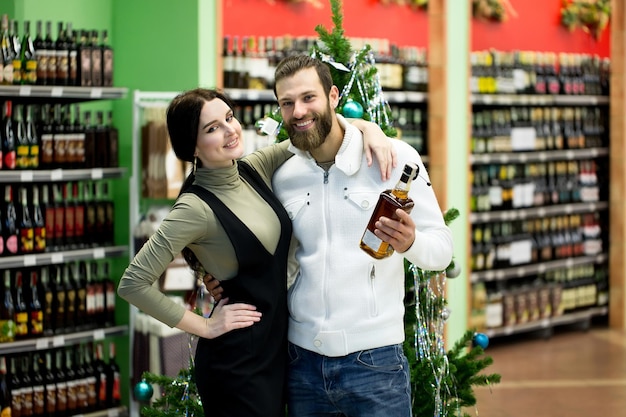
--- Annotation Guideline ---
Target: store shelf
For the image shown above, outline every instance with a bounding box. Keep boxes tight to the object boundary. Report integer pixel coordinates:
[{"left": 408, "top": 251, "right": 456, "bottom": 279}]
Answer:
[
  {"left": 0, "top": 245, "right": 129, "bottom": 269},
  {"left": 471, "top": 93, "right": 609, "bottom": 106},
  {"left": 470, "top": 201, "right": 609, "bottom": 224},
  {"left": 484, "top": 306, "right": 608, "bottom": 338},
  {"left": 78, "top": 407, "right": 129, "bottom": 417},
  {"left": 0, "top": 167, "right": 127, "bottom": 183},
  {"left": 224, "top": 88, "right": 428, "bottom": 104},
  {"left": 0, "top": 325, "right": 129, "bottom": 355},
  {"left": 470, "top": 147, "right": 609, "bottom": 165},
  {"left": 471, "top": 253, "right": 608, "bottom": 283},
  {"left": 0, "top": 85, "right": 128, "bottom": 100}
]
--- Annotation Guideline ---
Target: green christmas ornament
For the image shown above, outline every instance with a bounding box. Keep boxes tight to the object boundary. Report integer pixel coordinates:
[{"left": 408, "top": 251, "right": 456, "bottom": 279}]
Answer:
[
  {"left": 134, "top": 378, "right": 154, "bottom": 402},
  {"left": 341, "top": 99, "right": 364, "bottom": 119}
]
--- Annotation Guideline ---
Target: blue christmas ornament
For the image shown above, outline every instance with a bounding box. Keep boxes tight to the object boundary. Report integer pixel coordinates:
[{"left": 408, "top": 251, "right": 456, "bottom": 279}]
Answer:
[
  {"left": 134, "top": 378, "right": 154, "bottom": 402},
  {"left": 472, "top": 332, "right": 490, "bottom": 349},
  {"left": 342, "top": 99, "right": 364, "bottom": 119}
]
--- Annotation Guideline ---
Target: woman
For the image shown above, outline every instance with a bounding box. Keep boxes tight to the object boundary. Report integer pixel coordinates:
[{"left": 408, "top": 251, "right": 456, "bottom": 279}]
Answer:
[{"left": 117, "top": 88, "right": 394, "bottom": 417}]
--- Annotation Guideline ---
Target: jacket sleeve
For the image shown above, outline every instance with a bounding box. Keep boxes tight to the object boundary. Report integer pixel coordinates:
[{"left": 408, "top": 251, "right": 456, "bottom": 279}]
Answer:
[{"left": 397, "top": 143, "right": 454, "bottom": 272}]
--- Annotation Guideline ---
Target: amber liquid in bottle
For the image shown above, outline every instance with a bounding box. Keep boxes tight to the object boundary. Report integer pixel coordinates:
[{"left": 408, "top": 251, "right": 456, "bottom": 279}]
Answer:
[{"left": 360, "top": 162, "right": 418, "bottom": 259}]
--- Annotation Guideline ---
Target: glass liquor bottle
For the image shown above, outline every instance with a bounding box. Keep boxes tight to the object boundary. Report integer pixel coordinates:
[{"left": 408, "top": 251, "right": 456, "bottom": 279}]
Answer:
[
  {"left": 2, "top": 185, "right": 18, "bottom": 256},
  {"left": 25, "top": 105, "right": 39, "bottom": 169},
  {"left": 20, "top": 355, "right": 33, "bottom": 417},
  {"left": 106, "top": 341, "right": 121, "bottom": 407},
  {"left": 33, "top": 20, "right": 46, "bottom": 85},
  {"left": 43, "top": 351, "right": 56, "bottom": 416},
  {"left": 31, "top": 353, "right": 45, "bottom": 417},
  {"left": 14, "top": 103, "right": 29, "bottom": 169},
  {"left": 0, "top": 356, "right": 10, "bottom": 417},
  {"left": 360, "top": 162, "right": 418, "bottom": 259},
  {"left": 0, "top": 270, "right": 15, "bottom": 342},
  {"left": 13, "top": 270, "right": 28, "bottom": 339},
  {"left": 20, "top": 20, "right": 37, "bottom": 85},
  {"left": 17, "top": 186, "right": 34, "bottom": 254},
  {"left": 28, "top": 269, "right": 43, "bottom": 337},
  {"left": 39, "top": 266, "right": 53, "bottom": 336},
  {"left": 9, "top": 356, "right": 21, "bottom": 417},
  {"left": 2, "top": 100, "right": 16, "bottom": 170},
  {"left": 31, "top": 185, "right": 45, "bottom": 253}
]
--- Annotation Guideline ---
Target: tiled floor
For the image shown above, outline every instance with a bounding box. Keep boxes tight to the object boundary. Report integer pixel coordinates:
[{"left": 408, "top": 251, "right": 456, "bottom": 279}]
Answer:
[{"left": 467, "top": 323, "right": 626, "bottom": 417}]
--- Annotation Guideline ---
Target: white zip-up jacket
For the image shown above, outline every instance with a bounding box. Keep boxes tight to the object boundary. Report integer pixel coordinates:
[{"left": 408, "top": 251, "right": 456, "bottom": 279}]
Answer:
[{"left": 272, "top": 115, "right": 453, "bottom": 357}]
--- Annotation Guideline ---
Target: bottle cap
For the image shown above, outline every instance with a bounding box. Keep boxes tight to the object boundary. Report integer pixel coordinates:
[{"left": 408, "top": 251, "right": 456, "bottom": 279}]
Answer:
[{"left": 403, "top": 162, "right": 419, "bottom": 180}]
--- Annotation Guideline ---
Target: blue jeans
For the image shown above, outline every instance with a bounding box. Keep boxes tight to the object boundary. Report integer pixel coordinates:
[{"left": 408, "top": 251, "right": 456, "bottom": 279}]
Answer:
[{"left": 287, "top": 342, "right": 412, "bottom": 417}]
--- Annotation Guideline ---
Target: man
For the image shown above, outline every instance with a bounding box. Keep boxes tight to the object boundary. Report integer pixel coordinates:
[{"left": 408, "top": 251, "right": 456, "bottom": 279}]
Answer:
[{"left": 272, "top": 54, "right": 453, "bottom": 417}]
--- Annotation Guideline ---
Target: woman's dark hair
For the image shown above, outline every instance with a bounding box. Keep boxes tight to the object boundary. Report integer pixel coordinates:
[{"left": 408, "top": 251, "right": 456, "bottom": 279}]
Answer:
[{"left": 166, "top": 88, "right": 236, "bottom": 276}]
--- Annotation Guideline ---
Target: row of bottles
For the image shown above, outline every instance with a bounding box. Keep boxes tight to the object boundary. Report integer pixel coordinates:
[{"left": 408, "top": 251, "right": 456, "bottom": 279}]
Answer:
[
  {"left": 1, "top": 14, "right": 113, "bottom": 87},
  {"left": 390, "top": 105, "right": 427, "bottom": 155},
  {"left": 0, "top": 101, "right": 119, "bottom": 171},
  {"left": 1, "top": 181, "right": 115, "bottom": 257},
  {"left": 470, "top": 157, "right": 603, "bottom": 213},
  {"left": 470, "top": 212, "right": 604, "bottom": 272},
  {"left": 471, "top": 49, "right": 610, "bottom": 96},
  {"left": 0, "top": 342, "right": 120, "bottom": 417},
  {"left": 0, "top": 261, "right": 116, "bottom": 342},
  {"left": 222, "top": 34, "right": 428, "bottom": 92},
  {"left": 471, "top": 105, "right": 607, "bottom": 154},
  {"left": 471, "top": 263, "right": 608, "bottom": 330}
]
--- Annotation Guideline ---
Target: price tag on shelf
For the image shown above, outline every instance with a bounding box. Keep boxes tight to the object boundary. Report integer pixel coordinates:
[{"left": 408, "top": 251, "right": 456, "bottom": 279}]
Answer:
[
  {"left": 51, "top": 87, "right": 63, "bottom": 97},
  {"left": 23, "top": 255, "right": 37, "bottom": 267},
  {"left": 93, "top": 248, "right": 105, "bottom": 259},
  {"left": 35, "top": 338, "right": 49, "bottom": 350},
  {"left": 20, "top": 171, "right": 34, "bottom": 182},
  {"left": 107, "top": 409, "right": 120, "bottom": 417},
  {"left": 51, "top": 253, "right": 64, "bottom": 264},
  {"left": 18, "top": 86, "right": 31, "bottom": 96},
  {"left": 51, "top": 169, "right": 63, "bottom": 181},
  {"left": 93, "top": 329, "right": 105, "bottom": 340},
  {"left": 90, "top": 88, "right": 103, "bottom": 98},
  {"left": 52, "top": 335, "right": 65, "bottom": 347},
  {"left": 91, "top": 168, "right": 104, "bottom": 179}
]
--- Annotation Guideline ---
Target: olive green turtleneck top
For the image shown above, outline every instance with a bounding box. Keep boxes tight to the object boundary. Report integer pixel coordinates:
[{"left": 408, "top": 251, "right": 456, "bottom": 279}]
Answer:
[{"left": 117, "top": 141, "right": 292, "bottom": 327}]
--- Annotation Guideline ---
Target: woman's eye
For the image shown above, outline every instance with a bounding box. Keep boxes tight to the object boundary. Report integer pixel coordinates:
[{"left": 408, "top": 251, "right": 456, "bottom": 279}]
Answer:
[
  {"left": 207, "top": 126, "right": 217, "bottom": 133},
  {"left": 226, "top": 114, "right": 233, "bottom": 122}
]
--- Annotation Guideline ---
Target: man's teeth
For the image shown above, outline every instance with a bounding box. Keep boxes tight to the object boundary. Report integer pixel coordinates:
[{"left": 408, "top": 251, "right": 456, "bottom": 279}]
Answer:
[{"left": 296, "top": 120, "right": 313, "bottom": 127}]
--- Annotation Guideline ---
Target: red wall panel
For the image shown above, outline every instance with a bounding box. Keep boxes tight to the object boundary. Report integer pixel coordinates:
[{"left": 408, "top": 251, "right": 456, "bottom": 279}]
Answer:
[{"left": 223, "top": 0, "right": 609, "bottom": 56}]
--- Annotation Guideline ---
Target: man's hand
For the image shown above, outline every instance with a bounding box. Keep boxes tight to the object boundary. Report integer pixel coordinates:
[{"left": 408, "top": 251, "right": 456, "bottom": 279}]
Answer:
[
  {"left": 203, "top": 273, "right": 223, "bottom": 302},
  {"left": 374, "top": 209, "right": 416, "bottom": 253},
  {"left": 351, "top": 119, "right": 397, "bottom": 181}
]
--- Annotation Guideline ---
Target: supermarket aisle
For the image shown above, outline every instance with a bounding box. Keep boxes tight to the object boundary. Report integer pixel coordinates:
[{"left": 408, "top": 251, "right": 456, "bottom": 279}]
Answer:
[{"left": 469, "top": 324, "right": 626, "bottom": 417}]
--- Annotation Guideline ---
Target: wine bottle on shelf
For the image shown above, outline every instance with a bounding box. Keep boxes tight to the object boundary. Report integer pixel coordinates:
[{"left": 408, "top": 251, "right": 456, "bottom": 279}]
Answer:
[
  {"left": 55, "top": 21, "right": 69, "bottom": 86},
  {"left": 106, "top": 110, "right": 118, "bottom": 168},
  {"left": 41, "top": 184, "right": 54, "bottom": 251},
  {"left": 54, "top": 348, "right": 67, "bottom": 417},
  {"left": 84, "top": 261, "right": 97, "bottom": 327},
  {"left": 72, "top": 105, "right": 85, "bottom": 168},
  {"left": 10, "top": 19, "right": 22, "bottom": 86},
  {"left": 31, "top": 353, "right": 45, "bottom": 417},
  {"left": 67, "top": 24, "right": 77, "bottom": 86},
  {"left": 52, "top": 183, "right": 65, "bottom": 249},
  {"left": 33, "top": 20, "right": 46, "bottom": 85},
  {"left": 72, "top": 181, "right": 85, "bottom": 247},
  {"left": 51, "top": 265, "right": 66, "bottom": 334},
  {"left": 94, "top": 111, "right": 108, "bottom": 168},
  {"left": 39, "top": 266, "right": 53, "bottom": 337},
  {"left": 14, "top": 104, "right": 29, "bottom": 170},
  {"left": 90, "top": 30, "right": 102, "bottom": 87},
  {"left": 25, "top": 105, "right": 39, "bottom": 169},
  {"left": 82, "top": 111, "right": 95, "bottom": 168},
  {"left": 101, "top": 30, "right": 113, "bottom": 87},
  {"left": 106, "top": 342, "right": 121, "bottom": 407},
  {"left": 0, "top": 270, "right": 15, "bottom": 342},
  {"left": 13, "top": 270, "right": 28, "bottom": 339},
  {"left": 71, "top": 261, "right": 87, "bottom": 331},
  {"left": 20, "top": 21, "right": 37, "bottom": 85},
  {"left": 17, "top": 186, "right": 34, "bottom": 255},
  {"left": 9, "top": 356, "right": 21, "bottom": 417},
  {"left": 102, "top": 181, "right": 114, "bottom": 245},
  {"left": 78, "top": 30, "right": 91, "bottom": 87},
  {"left": 83, "top": 343, "right": 96, "bottom": 412},
  {"left": 2, "top": 185, "right": 18, "bottom": 256},
  {"left": 62, "top": 182, "right": 75, "bottom": 248},
  {"left": 2, "top": 100, "right": 17, "bottom": 170},
  {"left": 360, "top": 163, "right": 418, "bottom": 259},
  {"left": 100, "top": 261, "right": 115, "bottom": 327},
  {"left": 44, "top": 21, "right": 56, "bottom": 86},
  {"left": 63, "top": 104, "right": 78, "bottom": 168},
  {"left": 28, "top": 269, "right": 43, "bottom": 337},
  {"left": 52, "top": 104, "right": 68, "bottom": 168},
  {"left": 1, "top": 15, "right": 15, "bottom": 86},
  {"left": 83, "top": 182, "right": 96, "bottom": 246},
  {"left": 93, "top": 342, "right": 107, "bottom": 409},
  {"left": 43, "top": 351, "right": 56, "bottom": 416},
  {"left": 91, "top": 262, "right": 105, "bottom": 327},
  {"left": 38, "top": 104, "right": 54, "bottom": 168},
  {"left": 20, "top": 355, "right": 33, "bottom": 417},
  {"left": 222, "top": 35, "right": 234, "bottom": 88},
  {"left": 64, "top": 348, "right": 77, "bottom": 415},
  {"left": 31, "top": 185, "right": 45, "bottom": 253},
  {"left": 0, "top": 356, "right": 10, "bottom": 417},
  {"left": 74, "top": 346, "right": 88, "bottom": 414},
  {"left": 62, "top": 264, "right": 76, "bottom": 333}
]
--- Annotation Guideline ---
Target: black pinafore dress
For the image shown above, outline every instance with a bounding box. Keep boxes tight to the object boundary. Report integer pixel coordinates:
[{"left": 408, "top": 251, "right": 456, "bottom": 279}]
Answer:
[{"left": 189, "top": 162, "right": 292, "bottom": 417}]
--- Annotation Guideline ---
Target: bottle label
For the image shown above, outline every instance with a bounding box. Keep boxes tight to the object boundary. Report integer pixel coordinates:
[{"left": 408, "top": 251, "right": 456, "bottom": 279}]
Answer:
[
  {"left": 3, "top": 150, "right": 16, "bottom": 169},
  {"left": 34, "top": 226, "right": 46, "bottom": 252},
  {"left": 0, "top": 319, "right": 16, "bottom": 342},
  {"left": 33, "top": 386, "right": 44, "bottom": 415},
  {"left": 20, "top": 227, "right": 34, "bottom": 253},
  {"left": 40, "top": 133, "right": 53, "bottom": 165},
  {"left": 5, "top": 235, "right": 18, "bottom": 255},
  {"left": 15, "top": 310, "right": 29, "bottom": 336},
  {"left": 361, "top": 229, "right": 384, "bottom": 253}
]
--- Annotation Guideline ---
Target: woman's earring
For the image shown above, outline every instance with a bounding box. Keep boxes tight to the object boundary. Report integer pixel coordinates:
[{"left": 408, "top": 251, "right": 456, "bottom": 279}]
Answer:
[{"left": 193, "top": 156, "right": 198, "bottom": 174}]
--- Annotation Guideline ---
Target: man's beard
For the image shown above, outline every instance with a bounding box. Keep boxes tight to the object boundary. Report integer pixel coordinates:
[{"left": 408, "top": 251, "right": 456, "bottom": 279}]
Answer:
[{"left": 286, "top": 104, "right": 333, "bottom": 153}]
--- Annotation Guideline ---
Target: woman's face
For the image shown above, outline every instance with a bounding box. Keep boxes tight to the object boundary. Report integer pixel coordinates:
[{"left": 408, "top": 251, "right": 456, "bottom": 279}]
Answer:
[{"left": 195, "top": 98, "right": 244, "bottom": 169}]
